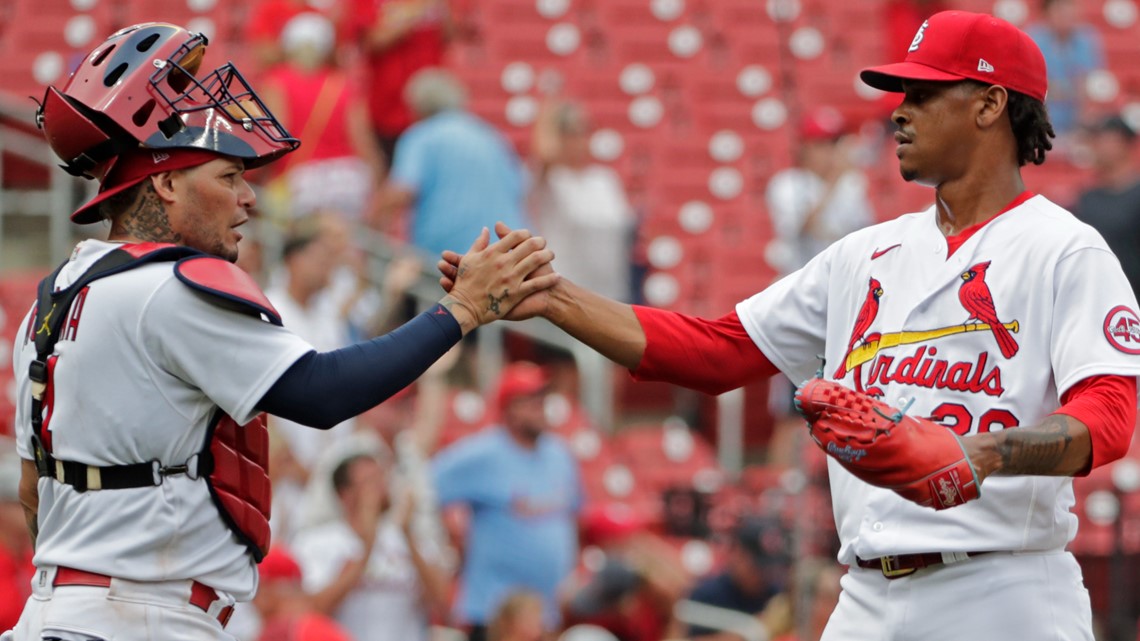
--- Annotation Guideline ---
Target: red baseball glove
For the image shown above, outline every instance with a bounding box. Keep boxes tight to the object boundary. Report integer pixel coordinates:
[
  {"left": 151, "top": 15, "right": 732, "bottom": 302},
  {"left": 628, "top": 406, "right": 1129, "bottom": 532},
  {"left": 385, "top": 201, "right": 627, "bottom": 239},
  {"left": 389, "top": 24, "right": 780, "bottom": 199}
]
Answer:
[{"left": 794, "top": 378, "right": 981, "bottom": 510}]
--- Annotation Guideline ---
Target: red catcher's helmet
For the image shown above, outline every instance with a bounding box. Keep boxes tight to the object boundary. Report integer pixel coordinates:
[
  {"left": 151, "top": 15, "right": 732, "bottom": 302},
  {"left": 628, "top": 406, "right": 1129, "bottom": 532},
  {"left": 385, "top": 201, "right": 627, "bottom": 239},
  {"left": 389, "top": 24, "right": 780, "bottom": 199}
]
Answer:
[{"left": 36, "top": 22, "right": 298, "bottom": 179}]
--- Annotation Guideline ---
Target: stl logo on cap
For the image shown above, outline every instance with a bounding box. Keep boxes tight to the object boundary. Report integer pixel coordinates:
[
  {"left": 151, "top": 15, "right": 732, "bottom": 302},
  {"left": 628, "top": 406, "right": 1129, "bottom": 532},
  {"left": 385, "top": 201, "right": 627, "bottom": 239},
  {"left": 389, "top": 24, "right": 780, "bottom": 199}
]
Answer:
[{"left": 909, "top": 20, "right": 929, "bottom": 52}]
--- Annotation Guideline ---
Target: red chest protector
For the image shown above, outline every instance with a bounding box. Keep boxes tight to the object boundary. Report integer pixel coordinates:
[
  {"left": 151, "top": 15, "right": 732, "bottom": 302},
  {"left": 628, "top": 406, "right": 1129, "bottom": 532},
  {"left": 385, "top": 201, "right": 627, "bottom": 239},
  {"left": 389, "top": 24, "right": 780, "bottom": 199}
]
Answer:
[{"left": 28, "top": 243, "right": 278, "bottom": 561}]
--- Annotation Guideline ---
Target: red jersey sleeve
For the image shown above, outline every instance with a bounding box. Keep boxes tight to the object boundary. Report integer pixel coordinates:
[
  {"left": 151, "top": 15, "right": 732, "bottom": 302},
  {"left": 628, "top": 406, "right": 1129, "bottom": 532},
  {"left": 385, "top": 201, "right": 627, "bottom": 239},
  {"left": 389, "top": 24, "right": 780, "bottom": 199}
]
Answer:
[
  {"left": 631, "top": 306, "right": 779, "bottom": 395},
  {"left": 1054, "top": 374, "right": 1137, "bottom": 474}
]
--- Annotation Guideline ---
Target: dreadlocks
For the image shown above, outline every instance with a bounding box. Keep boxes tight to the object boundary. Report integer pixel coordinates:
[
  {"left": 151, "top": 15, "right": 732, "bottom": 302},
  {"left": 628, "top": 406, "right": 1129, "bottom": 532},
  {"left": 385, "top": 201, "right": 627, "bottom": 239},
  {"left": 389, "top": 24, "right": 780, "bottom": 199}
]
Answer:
[{"left": 1008, "top": 90, "right": 1055, "bottom": 167}]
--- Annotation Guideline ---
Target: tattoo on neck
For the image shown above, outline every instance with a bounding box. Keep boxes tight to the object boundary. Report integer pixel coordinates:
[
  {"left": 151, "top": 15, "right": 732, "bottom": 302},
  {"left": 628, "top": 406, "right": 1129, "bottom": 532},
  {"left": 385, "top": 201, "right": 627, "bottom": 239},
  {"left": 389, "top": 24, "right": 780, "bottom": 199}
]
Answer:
[
  {"left": 488, "top": 289, "right": 507, "bottom": 316},
  {"left": 110, "top": 184, "right": 182, "bottom": 244},
  {"left": 997, "top": 414, "right": 1074, "bottom": 474}
]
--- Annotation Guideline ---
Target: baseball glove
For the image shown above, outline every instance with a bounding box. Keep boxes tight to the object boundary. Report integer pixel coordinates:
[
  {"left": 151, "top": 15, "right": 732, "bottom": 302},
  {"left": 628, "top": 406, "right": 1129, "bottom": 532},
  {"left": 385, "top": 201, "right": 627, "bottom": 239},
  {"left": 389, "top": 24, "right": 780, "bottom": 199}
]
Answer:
[{"left": 794, "top": 378, "right": 981, "bottom": 510}]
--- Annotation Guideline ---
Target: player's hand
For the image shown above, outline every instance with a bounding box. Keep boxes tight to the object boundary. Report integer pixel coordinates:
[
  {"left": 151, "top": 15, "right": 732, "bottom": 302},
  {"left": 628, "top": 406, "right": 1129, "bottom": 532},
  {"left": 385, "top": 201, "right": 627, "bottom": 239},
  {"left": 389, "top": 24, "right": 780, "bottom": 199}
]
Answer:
[
  {"left": 439, "top": 225, "right": 559, "bottom": 333},
  {"left": 439, "top": 222, "right": 560, "bottom": 322}
]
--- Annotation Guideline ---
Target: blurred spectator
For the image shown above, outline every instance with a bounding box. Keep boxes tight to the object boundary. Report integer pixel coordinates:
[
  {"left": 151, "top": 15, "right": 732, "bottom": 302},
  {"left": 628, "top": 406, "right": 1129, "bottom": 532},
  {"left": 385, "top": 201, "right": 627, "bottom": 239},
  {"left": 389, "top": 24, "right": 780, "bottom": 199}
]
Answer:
[
  {"left": 266, "top": 217, "right": 357, "bottom": 472},
  {"left": 530, "top": 100, "right": 636, "bottom": 302},
  {"left": 564, "top": 504, "right": 689, "bottom": 641},
  {"left": 373, "top": 68, "right": 529, "bottom": 258},
  {"left": 307, "top": 213, "right": 421, "bottom": 342},
  {"left": 763, "top": 108, "right": 873, "bottom": 440},
  {"left": 1074, "top": 115, "right": 1140, "bottom": 302},
  {"left": 773, "top": 562, "right": 843, "bottom": 641},
  {"left": 251, "top": 547, "right": 355, "bottom": 641},
  {"left": 1026, "top": 0, "right": 1105, "bottom": 136},
  {"left": 343, "top": 0, "right": 453, "bottom": 159},
  {"left": 244, "top": 0, "right": 333, "bottom": 74},
  {"left": 235, "top": 226, "right": 268, "bottom": 286},
  {"left": 292, "top": 450, "right": 452, "bottom": 641},
  {"left": 352, "top": 346, "right": 462, "bottom": 560},
  {"left": 684, "top": 517, "right": 795, "bottom": 641},
  {"left": 765, "top": 107, "right": 874, "bottom": 276},
  {"left": 262, "top": 13, "right": 385, "bottom": 222},
  {"left": 432, "top": 362, "right": 583, "bottom": 640},
  {"left": 488, "top": 592, "right": 547, "bottom": 641},
  {"left": 0, "top": 441, "right": 32, "bottom": 631}
]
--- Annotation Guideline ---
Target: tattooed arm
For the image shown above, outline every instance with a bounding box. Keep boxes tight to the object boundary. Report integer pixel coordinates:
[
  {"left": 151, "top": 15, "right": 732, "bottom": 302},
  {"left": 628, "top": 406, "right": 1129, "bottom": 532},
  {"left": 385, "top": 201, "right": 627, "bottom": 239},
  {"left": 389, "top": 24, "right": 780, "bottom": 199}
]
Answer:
[
  {"left": 966, "top": 374, "right": 1137, "bottom": 481},
  {"left": 964, "top": 414, "right": 1092, "bottom": 481}
]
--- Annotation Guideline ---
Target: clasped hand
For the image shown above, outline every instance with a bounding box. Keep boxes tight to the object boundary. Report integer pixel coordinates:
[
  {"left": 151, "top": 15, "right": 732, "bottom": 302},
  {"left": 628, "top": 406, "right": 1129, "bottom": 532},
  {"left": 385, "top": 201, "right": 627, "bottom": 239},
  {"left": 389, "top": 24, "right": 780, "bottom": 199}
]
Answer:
[{"left": 439, "top": 224, "right": 559, "bottom": 332}]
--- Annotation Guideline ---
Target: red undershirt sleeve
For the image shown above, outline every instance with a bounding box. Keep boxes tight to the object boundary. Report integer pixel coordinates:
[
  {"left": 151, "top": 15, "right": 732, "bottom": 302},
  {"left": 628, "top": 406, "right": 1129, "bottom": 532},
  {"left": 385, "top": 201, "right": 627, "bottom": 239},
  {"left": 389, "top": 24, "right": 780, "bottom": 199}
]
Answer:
[
  {"left": 630, "top": 306, "right": 780, "bottom": 396},
  {"left": 1053, "top": 374, "right": 1137, "bottom": 475}
]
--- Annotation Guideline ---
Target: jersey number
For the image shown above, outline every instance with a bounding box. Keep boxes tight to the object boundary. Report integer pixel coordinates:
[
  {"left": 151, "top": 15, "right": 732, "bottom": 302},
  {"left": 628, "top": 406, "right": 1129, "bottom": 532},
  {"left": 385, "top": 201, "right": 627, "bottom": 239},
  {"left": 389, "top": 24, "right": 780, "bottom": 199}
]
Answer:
[{"left": 929, "top": 402, "right": 1019, "bottom": 436}]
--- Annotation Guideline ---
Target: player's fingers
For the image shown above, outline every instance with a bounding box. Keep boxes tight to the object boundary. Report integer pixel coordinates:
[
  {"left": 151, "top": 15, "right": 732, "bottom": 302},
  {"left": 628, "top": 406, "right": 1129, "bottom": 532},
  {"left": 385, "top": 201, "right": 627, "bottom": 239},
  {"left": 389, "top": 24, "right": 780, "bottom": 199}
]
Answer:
[
  {"left": 489, "top": 228, "right": 533, "bottom": 253},
  {"left": 438, "top": 258, "right": 458, "bottom": 280},
  {"left": 440, "top": 249, "right": 462, "bottom": 267},
  {"left": 494, "top": 221, "right": 515, "bottom": 240},
  {"left": 463, "top": 227, "right": 491, "bottom": 255},
  {"left": 516, "top": 271, "right": 560, "bottom": 297},
  {"left": 504, "top": 236, "right": 547, "bottom": 266},
  {"left": 439, "top": 276, "right": 455, "bottom": 293},
  {"left": 512, "top": 247, "right": 554, "bottom": 278}
]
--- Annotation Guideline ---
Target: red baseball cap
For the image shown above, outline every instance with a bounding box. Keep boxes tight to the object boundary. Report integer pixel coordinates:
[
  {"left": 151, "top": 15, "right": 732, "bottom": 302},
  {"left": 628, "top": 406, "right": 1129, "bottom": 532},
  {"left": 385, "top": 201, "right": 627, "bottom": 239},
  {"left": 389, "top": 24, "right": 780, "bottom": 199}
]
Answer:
[
  {"left": 70, "top": 147, "right": 223, "bottom": 224},
  {"left": 799, "top": 106, "right": 846, "bottom": 141},
  {"left": 860, "top": 11, "right": 1048, "bottom": 103},
  {"left": 258, "top": 546, "right": 303, "bottom": 583},
  {"left": 495, "top": 361, "right": 550, "bottom": 410}
]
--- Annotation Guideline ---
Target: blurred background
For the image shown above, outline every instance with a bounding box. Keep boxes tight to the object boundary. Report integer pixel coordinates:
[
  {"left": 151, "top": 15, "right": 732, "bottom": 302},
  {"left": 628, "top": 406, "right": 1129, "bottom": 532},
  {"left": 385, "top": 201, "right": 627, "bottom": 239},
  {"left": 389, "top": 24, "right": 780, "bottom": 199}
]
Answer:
[{"left": 1, "top": 0, "right": 1140, "bottom": 640}]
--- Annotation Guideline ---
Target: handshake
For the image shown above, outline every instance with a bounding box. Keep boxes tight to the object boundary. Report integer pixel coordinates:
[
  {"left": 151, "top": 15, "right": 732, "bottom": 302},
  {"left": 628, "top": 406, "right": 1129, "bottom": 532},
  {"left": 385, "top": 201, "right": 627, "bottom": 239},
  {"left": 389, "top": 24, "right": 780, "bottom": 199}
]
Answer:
[{"left": 435, "top": 221, "right": 560, "bottom": 335}]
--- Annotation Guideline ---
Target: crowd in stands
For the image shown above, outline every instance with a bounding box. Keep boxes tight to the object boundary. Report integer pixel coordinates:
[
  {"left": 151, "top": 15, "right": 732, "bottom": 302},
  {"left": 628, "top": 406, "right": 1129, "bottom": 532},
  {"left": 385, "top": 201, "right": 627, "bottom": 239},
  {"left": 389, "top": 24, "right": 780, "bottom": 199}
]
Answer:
[{"left": 3, "top": 0, "right": 1140, "bottom": 639}]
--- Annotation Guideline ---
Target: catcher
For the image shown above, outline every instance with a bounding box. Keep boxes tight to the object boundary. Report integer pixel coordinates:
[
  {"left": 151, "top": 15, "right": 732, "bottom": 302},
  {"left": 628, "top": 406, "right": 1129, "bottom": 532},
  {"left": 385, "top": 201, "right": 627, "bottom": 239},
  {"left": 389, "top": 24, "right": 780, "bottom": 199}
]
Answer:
[
  {"left": 8, "top": 23, "right": 555, "bottom": 641},
  {"left": 440, "top": 11, "right": 1138, "bottom": 641}
]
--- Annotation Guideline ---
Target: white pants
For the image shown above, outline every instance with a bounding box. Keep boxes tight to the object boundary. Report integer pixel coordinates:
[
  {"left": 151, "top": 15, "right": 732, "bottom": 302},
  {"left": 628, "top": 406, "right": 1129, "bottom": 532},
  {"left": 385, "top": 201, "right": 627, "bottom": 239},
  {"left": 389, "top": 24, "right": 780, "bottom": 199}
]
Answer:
[
  {"left": 821, "top": 551, "right": 1094, "bottom": 641},
  {"left": 2, "top": 567, "right": 236, "bottom": 641}
]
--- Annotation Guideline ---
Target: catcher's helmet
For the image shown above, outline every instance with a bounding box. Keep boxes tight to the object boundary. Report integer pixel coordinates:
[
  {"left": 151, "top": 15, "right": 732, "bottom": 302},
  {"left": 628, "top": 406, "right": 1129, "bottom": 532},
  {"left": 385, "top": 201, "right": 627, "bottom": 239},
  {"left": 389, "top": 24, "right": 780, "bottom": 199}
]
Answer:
[{"left": 36, "top": 22, "right": 298, "bottom": 181}]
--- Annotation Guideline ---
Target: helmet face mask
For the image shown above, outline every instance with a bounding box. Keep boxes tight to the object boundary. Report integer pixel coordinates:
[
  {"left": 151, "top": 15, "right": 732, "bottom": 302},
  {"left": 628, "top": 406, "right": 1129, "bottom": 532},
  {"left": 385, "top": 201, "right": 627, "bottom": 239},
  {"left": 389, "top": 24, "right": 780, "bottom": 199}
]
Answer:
[
  {"left": 38, "top": 22, "right": 298, "bottom": 178},
  {"left": 145, "top": 49, "right": 297, "bottom": 167}
]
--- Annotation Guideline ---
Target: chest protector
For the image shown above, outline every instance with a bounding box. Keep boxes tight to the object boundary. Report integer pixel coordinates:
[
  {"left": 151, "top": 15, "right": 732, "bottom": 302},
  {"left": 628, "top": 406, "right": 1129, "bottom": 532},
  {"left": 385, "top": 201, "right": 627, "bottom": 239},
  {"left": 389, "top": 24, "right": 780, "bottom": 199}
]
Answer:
[{"left": 28, "top": 243, "right": 279, "bottom": 561}]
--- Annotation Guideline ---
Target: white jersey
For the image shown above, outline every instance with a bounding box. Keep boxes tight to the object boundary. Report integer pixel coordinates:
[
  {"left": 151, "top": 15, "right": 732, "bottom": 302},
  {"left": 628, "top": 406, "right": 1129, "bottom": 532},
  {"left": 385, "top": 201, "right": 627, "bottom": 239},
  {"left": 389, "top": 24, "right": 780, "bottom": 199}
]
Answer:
[
  {"left": 11, "top": 240, "right": 314, "bottom": 600},
  {"left": 737, "top": 195, "right": 1140, "bottom": 565}
]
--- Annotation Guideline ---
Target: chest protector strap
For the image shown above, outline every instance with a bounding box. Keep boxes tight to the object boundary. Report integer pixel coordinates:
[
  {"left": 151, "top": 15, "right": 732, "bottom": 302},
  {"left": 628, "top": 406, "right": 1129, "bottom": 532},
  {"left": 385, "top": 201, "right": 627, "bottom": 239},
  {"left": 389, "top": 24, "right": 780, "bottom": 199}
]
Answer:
[{"left": 29, "top": 244, "right": 277, "bottom": 561}]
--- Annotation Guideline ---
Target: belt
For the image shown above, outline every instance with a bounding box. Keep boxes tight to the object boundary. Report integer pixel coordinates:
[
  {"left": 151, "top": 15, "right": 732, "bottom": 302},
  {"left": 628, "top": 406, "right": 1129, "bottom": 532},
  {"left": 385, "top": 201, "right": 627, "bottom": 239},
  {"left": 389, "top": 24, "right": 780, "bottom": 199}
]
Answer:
[
  {"left": 53, "top": 567, "right": 233, "bottom": 627},
  {"left": 855, "top": 551, "right": 990, "bottom": 579}
]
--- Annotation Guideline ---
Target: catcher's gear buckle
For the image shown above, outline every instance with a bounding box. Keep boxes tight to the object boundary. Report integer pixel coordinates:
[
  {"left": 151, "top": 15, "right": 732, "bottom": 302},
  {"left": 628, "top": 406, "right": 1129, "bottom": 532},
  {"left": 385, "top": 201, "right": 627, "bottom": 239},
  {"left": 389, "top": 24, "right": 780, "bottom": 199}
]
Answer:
[{"left": 880, "top": 555, "right": 918, "bottom": 578}]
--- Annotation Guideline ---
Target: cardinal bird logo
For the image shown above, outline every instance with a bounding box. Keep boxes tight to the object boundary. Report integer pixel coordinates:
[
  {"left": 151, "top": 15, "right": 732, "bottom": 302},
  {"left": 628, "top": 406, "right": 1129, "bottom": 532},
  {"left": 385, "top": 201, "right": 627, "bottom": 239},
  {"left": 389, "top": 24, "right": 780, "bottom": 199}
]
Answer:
[
  {"left": 835, "top": 277, "right": 884, "bottom": 378},
  {"left": 958, "top": 261, "right": 1019, "bottom": 359}
]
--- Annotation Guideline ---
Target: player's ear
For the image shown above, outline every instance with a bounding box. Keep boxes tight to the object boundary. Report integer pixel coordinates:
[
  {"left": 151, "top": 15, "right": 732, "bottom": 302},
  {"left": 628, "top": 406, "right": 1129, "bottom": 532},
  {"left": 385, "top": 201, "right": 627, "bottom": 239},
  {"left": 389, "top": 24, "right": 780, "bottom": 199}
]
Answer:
[
  {"left": 975, "top": 84, "right": 1008, "bottom": 130},
  {"left": 149, "top": 171, "right": 179, "bottom": 206}
]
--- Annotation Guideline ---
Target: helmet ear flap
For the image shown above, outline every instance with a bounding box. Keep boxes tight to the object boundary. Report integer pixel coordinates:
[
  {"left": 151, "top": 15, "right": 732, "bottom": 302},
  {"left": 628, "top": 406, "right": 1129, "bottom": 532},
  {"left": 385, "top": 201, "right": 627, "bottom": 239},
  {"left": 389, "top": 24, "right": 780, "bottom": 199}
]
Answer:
[{"left": 38, "top": 87, "right": 128, "bottom": 178}]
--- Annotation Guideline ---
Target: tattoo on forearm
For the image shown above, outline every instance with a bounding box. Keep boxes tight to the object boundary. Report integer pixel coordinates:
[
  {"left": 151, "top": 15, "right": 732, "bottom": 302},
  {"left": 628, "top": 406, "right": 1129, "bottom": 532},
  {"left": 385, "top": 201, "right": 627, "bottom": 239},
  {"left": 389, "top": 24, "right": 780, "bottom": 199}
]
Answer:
[
  {"left": 110, "top": 184, "right": 183, "bottom": 244},
  {"left": 488, "top": 289, "right": 507, "bottom": 315},
  {"left": 997, "top": 414, "right": 1074, "bottom": 474}
]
